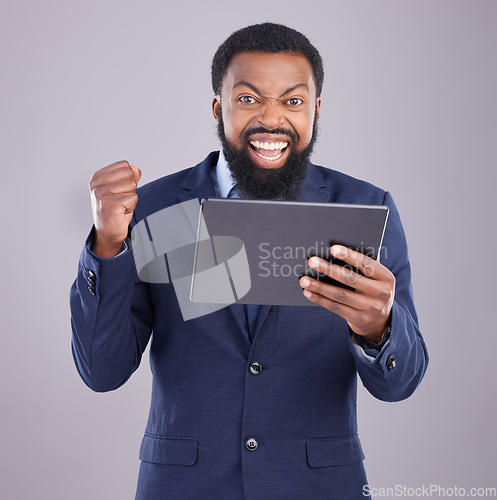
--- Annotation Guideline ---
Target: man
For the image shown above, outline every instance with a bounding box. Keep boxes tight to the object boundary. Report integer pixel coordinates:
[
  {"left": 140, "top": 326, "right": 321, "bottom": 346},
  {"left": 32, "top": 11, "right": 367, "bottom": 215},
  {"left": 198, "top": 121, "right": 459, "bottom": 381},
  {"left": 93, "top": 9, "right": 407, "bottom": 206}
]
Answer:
[{"left": 71, "top": 23, "right": 428, "bottom": 499}]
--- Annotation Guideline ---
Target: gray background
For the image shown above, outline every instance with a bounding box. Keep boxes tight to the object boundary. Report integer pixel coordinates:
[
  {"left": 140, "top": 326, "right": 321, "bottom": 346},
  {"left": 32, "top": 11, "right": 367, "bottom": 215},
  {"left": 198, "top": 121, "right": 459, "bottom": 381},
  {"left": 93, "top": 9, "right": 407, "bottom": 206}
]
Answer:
[{"left": 1, "top": 0, "right": 495, "bottom": 498}]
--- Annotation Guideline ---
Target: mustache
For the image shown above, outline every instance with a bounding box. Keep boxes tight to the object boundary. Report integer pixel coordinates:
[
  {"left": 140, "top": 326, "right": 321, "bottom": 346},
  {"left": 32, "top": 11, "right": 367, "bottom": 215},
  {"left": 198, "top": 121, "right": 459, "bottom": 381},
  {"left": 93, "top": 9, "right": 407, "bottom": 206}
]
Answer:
[{"left": 242, "top": 126, "right": 299, "bottom": 144}]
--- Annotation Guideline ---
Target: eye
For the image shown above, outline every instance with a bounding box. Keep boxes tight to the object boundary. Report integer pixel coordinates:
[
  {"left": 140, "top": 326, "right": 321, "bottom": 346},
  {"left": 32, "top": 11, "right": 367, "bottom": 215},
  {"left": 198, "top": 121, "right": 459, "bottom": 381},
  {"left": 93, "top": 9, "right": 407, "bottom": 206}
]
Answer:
[
  {"left": 238, "top": 95, "right": 257, "bottom": 104},
  {"left": 287, "top": 97, "right": 304, "bottom": 106}
]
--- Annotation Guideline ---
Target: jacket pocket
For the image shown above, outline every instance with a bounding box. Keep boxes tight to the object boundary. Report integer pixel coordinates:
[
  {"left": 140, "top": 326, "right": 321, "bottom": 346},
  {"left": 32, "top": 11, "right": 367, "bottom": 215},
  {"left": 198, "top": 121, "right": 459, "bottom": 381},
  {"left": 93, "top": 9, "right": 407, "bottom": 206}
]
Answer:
[
  {"left": 306, "top": 435, "right": 365, "bottom": 468},
  {"left": 139, "top": 434, "right": 198, "bottom": 466}
]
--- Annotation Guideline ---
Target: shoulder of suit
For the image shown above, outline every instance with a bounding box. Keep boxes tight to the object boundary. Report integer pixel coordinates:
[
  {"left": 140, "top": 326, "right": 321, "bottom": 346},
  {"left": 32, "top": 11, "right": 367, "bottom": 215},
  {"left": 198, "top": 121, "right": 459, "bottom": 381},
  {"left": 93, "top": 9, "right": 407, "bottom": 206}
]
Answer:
[
  {"left": 136, "top": 151, "right": 216, "bottom": 197},
  {"left": 133, "top": 152, "right": 216, "bottom": 218},
  {"left": 310, "top": 163, "right": 387, "bottom": 204},
  {"left": 137, "top": 166, "right": 193, "bottom": 197}
]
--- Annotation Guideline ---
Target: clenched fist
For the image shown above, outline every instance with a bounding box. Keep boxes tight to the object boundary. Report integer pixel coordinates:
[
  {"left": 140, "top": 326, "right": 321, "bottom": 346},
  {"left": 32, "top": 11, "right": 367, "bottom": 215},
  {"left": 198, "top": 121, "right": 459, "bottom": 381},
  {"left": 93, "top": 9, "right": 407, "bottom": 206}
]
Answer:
[{"left": 89, "top": 160, "right": 141, "bottom": 258}]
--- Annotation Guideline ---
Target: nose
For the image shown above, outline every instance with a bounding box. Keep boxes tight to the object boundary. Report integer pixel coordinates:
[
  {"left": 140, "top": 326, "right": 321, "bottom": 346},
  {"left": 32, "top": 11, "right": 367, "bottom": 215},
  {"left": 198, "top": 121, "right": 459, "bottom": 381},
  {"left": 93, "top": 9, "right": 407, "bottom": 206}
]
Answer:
[{"left": 258, "top": 101, "right": 284, "bottom": 129}]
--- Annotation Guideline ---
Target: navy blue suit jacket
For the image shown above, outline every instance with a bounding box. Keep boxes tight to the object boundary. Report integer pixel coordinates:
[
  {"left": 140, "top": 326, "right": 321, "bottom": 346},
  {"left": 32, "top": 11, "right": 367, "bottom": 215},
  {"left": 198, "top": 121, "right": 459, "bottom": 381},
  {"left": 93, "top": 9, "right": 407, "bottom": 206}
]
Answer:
[{"left": 71, "top": 152, "right": 428, "bottom": 499}]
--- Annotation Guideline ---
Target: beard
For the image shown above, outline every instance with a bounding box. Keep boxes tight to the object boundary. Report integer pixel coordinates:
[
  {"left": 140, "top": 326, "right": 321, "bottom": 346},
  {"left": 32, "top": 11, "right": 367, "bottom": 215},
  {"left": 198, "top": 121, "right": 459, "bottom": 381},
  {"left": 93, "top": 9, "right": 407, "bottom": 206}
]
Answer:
[{"left": 216, "top": 113, "right": 319, "bottom": 201}]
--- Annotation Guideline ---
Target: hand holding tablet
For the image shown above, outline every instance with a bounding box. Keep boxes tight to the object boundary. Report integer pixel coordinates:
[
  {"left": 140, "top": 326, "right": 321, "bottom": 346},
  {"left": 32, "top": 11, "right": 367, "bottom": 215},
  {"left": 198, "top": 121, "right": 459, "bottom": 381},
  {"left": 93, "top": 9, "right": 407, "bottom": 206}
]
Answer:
[{"left": 300, "top": 244, "right": 395, "bottom": 342}]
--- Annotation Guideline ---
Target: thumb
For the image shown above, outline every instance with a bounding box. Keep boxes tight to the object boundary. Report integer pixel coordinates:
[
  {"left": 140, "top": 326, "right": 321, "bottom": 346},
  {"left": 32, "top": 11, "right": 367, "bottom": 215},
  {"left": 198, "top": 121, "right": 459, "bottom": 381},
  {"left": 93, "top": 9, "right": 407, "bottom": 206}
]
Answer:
[{"left": 129, "top": 164, "right": 142, "bottom": 185}]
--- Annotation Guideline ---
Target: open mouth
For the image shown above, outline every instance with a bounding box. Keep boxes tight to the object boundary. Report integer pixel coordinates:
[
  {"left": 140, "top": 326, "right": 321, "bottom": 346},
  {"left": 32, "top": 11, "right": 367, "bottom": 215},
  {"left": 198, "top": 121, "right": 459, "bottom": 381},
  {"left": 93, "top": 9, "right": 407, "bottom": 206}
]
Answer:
[
  {"left": 247, "top": 136, "right": 291, "bottom": 169},
  {"left": 249, "top": 140, "right": 289, "bottom": 162}
]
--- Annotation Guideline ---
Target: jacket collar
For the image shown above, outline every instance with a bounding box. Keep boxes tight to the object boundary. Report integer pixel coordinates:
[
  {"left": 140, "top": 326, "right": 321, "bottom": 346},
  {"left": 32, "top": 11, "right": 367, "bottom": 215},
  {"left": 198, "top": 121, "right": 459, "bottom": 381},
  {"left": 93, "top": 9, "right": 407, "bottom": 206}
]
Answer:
[
  {"left": 179, "top": 150, "right": 330, "bottom": 203},
  {"left": 297, "top": 161, "right": 329, "bottom": 202},
  {"left": 178, "top": 151, "right": 219, "bottom": 203}
]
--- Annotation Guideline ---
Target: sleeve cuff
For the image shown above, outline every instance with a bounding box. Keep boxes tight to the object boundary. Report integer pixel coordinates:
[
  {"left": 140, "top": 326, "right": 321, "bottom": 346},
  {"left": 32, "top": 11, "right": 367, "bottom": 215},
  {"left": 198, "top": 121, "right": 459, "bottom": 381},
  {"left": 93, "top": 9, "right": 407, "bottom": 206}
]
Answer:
[
  {"left": 86, "top": 227, "right": 129, "bottom": 259},
  {"left": 350, "top": 326, "right": 391, "bottom": 361}
]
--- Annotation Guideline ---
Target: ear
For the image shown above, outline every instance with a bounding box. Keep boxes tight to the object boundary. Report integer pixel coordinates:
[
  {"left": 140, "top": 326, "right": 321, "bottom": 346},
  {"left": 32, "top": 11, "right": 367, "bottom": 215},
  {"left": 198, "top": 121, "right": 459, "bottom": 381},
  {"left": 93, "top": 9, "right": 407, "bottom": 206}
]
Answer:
[
  {"left": 212, "top": 95, "right": 221, "bottom": 123},
  {"left": 314, "top": 97, "right": 322, "bottom": 122}
]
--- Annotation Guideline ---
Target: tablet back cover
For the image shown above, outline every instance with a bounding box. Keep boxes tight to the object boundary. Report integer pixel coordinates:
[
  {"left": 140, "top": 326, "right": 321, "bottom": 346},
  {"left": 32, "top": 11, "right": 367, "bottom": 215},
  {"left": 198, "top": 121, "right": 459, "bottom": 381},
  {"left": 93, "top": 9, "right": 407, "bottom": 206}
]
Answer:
[{"left": 190, "top": 198, "right": 388, "bottom": 306}]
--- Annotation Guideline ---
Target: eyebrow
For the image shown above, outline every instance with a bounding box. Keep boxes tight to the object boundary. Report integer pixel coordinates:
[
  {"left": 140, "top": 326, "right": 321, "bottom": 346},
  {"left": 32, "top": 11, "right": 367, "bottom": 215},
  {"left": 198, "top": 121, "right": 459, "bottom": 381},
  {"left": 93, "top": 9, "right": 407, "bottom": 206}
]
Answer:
[
  {"left": 280, "top": 83, "right": 309, "bottom": 97},
  {"left": 233, "top": 81, "right": 309, "bottom": 97}
]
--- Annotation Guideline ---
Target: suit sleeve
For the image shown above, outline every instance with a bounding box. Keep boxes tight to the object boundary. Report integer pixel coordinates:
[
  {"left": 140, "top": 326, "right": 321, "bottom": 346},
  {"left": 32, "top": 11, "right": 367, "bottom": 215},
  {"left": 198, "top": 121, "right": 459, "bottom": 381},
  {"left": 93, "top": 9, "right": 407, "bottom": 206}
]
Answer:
[
  {"left": 70, "top": 227, "right": 154, "bottom": 392},
  {"left": 347, "top": 191, "right": 429, "bottom": 402}
]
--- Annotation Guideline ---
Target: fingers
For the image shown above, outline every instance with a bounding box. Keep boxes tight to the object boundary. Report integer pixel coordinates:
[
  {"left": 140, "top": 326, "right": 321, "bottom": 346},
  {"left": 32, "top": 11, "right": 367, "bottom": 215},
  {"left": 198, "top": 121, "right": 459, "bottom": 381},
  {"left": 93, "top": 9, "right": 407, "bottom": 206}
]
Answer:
[
  {"left": 300, "top": 273, "right": 393, "bottom": 339},
  {"left": 304, "top": 253, "right": 395, "bottom": 305},
  {"left": 299, "top": 276, "right": 381, "bottom": 335},
  {"left": 329, "top": 245, "right": 388, "bottom": 281},
  {"left": 300, "top": 282, "right": 358, "bottom": 318},
  {"left": 89, "top": 160, "right": 140, "bottom": 191},
  {"left": 90, "top": 160, "right": 129, "bottom": 182},
  {"left": 300, "top": 246, "right": 396, "bottom": 339},
  {"left": 94, "top": 191, "right": 139, "bottom": 216},
  {"left": 88, "top": 160, "right": 141, "bottom": 254},
  {"left": 93, "top": 178, "right": 138, "bottom": 197},
  {"left": 129, "top": 164, "right": 142, "bottom": 184},
  {"left": 305, "top": 256, "right": 376, "bottom": 295},
  {"left": 300, "top": 275, "right": 371, "bottom": 312}
]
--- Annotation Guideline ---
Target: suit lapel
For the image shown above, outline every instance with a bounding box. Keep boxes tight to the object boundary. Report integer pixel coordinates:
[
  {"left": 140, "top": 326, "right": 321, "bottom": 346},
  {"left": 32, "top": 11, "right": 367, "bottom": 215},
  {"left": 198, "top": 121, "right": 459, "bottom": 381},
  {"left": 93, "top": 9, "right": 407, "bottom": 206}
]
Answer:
[
  {"left": 178, "top": 151, "right": 218, "bottom": 204},
  {"left": 227, "top": 304, "right": 251, "bottom": 346},
  {"left": 297, "top": 163, "right": 330, "bottom": 203},
  {"left": 250, "top": 305, "right": 272, "bottom": 342},
  {"left": 226, "top": 304, "right": 273, "bottom": 346}
]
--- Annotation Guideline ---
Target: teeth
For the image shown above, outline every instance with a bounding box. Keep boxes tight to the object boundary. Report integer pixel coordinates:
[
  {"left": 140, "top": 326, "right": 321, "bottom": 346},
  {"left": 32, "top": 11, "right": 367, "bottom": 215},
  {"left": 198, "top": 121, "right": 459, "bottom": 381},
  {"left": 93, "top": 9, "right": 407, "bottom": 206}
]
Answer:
[
  {"left": 253, "top": 150, "right": 284, "bottom": 161},
  {"left": 250, "top": 141, "right": 288, "bottom": 150}
]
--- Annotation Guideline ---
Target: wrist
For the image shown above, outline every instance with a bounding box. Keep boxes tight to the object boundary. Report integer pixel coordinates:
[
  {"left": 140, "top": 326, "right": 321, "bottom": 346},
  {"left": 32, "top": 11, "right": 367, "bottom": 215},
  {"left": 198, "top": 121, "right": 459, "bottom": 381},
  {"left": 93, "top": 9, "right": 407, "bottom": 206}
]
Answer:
[
  {"left": 352, "top": 314, "right": 392, "bottom": 345},
  {"left": 93, "top": 233, "right": 125, "bottom": 258}
]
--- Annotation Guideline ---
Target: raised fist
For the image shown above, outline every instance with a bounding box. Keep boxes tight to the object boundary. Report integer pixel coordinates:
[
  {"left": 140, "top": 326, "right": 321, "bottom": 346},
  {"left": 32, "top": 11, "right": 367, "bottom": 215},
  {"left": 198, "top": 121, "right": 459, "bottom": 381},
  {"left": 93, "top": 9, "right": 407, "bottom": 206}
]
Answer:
[{"left": 89, "top": 160, "right": 141, "bottom": 258}]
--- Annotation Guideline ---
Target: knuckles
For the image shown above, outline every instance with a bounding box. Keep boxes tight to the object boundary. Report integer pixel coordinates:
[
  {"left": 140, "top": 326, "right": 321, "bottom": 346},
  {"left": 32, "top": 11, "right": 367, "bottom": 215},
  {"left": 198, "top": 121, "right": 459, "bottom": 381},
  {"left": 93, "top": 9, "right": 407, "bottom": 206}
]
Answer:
[
  {"left": 337, "top": 289, "right": 348, "bottom": 303},
  {"left": 378, "top": 287, "right": 393, "bottom": 302},
  {"left": 128, "top": 193, "right": 139, "bottom": 207},
  {"left": 378, "top": 273, "right": 396, "bottom": 299},
  {"left": 89, "top": 163, "right": 135, "bottom": 191},
  {"left": 90, "top": 178, "right": 138, "bottom": 200},
  {"left": 371, "top": 301, "right": 385, "bottom": 315},
  {"left": 362, "top": 255, "right": 377, "bottom": 272},
  {"left": 387, "top": 272, "right": 396, "bottom": 287},
  {"left": 92, "top": 185, "right": 103, "bottom": 197},
  {"left": 344, "top": 270, "right": 358, "bottom": 284},
  {"left": 357, "top": 311, "right": 371, "bottom": 328},
  {"left": 312, "top": 280, "right": 323, "bottom": 294}
]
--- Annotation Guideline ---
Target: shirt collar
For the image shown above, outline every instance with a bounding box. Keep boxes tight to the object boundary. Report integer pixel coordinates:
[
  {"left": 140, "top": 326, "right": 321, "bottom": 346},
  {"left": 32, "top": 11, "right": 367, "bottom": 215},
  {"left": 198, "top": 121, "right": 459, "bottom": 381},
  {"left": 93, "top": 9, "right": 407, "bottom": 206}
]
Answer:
[{"left": 215, "top": 148, "right": 236, "bottom": 198}]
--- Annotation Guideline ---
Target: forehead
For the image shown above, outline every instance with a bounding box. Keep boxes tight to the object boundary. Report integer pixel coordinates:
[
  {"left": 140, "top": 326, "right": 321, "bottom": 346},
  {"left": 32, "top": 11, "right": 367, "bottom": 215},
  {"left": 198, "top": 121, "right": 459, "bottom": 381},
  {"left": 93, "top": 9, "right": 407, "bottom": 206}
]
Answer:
[{"left": 221, "top": 51, "right": 316, "bottom": 96}]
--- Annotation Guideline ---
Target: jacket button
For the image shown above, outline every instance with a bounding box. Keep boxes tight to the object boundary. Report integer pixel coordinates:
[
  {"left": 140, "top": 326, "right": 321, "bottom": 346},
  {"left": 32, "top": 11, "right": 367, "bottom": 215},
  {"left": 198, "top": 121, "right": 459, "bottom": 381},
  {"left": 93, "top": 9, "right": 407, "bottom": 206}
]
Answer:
[
  {"left": 386, "top": 354, "right": 396, "bottom": 371},
  {"left": 248, "top": 361, "right": 262, "bottom": 375},
  {"left": 245, "top": 437, "right": 259, "bottom": 452},
  {"left": 87, "top": 270, "right": 96, "bottom": 295}
]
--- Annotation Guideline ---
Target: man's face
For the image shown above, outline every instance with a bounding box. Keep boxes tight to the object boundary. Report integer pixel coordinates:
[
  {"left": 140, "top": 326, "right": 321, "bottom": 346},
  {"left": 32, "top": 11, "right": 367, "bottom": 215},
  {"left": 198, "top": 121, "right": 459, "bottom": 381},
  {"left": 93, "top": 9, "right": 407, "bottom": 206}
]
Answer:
[{"left": 213, "top": 51, "right": 321, "bottom": 199}]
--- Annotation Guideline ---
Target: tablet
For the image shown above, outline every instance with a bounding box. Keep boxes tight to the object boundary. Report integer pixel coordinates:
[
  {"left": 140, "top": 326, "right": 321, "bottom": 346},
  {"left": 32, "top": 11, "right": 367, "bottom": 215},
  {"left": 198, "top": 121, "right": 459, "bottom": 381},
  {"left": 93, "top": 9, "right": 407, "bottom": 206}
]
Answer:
[{"left": 190, "top": 198, "right": 389, "bottom": 307}]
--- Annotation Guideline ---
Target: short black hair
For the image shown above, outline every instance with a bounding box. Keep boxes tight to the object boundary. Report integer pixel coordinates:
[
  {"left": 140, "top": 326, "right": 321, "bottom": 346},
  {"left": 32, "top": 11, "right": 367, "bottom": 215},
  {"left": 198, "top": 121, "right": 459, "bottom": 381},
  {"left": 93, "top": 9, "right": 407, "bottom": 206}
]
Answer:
[{"left": 211, "top": 23, "right": 324, "bottom": 97}]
